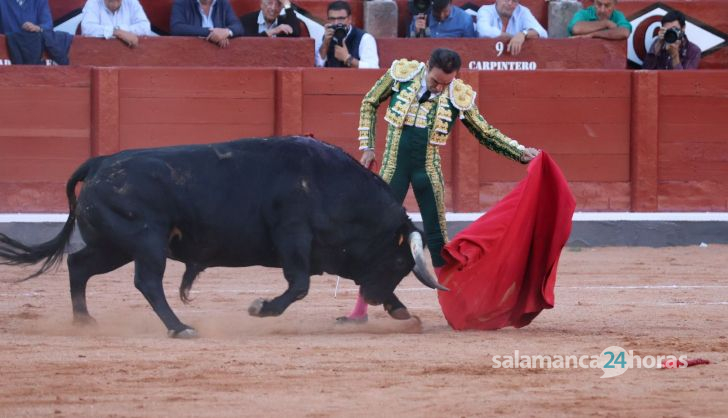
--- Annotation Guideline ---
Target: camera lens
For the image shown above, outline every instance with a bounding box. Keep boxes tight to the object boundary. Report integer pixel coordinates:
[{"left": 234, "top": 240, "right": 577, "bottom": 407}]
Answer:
[
  {"left": 664, "top": 28, "right": 680, "bottom": 44},
  {"left": 332, "top": 24, "right": 348, "bottom": 45}
]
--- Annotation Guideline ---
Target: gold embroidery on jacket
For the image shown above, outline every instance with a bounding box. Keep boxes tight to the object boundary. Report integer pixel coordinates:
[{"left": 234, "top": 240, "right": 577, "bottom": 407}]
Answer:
[
  {"left": 357, "top": 71, "right": 396, "bottom": 150},
  {"left": 449, "top": 79, "right": 476, "bottom": 115},
  {"left": 379, "top": 124, "right": 403, "bottom": 183},
  {"left": 428, "top": 92, "right": 453, "bottom": 146},
  {"left": 389, "top": 59, "right": 425, "bottom": 82},
  {"left": 461, "top": 105, "right": 525, "bottom": 162},
  {"left": 425, "top": 145, "right": 448, "bottom": 243}
]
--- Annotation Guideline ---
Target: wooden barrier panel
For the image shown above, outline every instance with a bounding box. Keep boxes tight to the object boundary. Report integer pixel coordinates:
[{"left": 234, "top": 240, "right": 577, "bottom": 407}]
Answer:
[
  {"left": 657, "top": 70, "right": 728, "bottom": 210},
  {"left": 377, "top": 38, "right": 628, "bottom": 70},
  {"left": 1, "top": 66, "right": 728, "bottom": 212},
  {"left": 0, "top": 36, "right": 314, "bottom": 67},
  {"left": 475, "top": 70, "right": 632, "bottom": 210},
  {"left": 0, "top": 35, "right": 628, "bottom": 70},
  {"left": 0, "top": 66, "right": 92, "bottom": 211},
  {"left": 116, "top": 68, "right": 277, "bottom": 150}
]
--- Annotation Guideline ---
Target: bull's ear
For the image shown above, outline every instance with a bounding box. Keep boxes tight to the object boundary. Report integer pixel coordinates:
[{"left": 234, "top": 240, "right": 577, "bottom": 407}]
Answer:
[{"left": 398, "top": 233, "right": 405, "bottom": 246}]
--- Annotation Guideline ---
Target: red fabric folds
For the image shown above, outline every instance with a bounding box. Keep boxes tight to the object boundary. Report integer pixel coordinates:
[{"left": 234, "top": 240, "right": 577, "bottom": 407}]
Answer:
[{"left": 438, "top": 152, "right": 576, "bottom": 330}]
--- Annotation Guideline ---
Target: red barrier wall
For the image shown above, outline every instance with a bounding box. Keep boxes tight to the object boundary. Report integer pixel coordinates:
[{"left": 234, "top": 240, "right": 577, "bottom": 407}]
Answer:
[
  {"left": 63, "top": 37, "right": 314, "bottom": 67},
  {"left": 1, "top": 67, "right": 727, "bottom": 213},
  {"left": 0, "top": 66, "right": 91, "bottom": 211},
  {"left": 657, "top": 71, "right": 728, "bottom": 210},
  {"left": 476, "top": 70, "right": 632, "bottom": 210},
  {"left": 0, "top": 35, "right": 626, "bottom": 70}
]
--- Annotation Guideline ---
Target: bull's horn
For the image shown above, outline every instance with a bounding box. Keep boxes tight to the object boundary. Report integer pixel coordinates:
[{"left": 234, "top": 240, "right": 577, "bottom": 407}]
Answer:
[{"left": 408, "top": 231, "right": 449, "bottom": 291}]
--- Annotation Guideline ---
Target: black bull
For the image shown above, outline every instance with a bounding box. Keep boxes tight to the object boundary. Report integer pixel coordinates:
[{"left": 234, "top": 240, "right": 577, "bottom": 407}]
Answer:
[{"left": 0, "top": 136, "right": 446, "bottom": 337}]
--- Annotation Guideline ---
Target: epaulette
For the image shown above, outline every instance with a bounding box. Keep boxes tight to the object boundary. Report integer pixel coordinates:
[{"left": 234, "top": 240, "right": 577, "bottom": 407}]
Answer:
[
  {"left": 389, "top": 59, "right": 425, "bottom": 82},
  {"left": 449, "top": 79, "right": 477, "bottom": 111}
]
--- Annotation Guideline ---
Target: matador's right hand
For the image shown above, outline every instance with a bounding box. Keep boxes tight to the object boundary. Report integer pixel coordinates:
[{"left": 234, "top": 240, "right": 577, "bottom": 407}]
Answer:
[
  {"left": 360, "top": 149, "right": 375, "bottom": 169},
  {"left": 520, "top": 147, "right": 540, "bottom": 163}
]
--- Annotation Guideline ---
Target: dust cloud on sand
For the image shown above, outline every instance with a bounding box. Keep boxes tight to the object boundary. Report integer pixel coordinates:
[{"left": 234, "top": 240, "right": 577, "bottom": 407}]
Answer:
[{"left": 1, "top": 246, "right": 727, "bottom": 417}]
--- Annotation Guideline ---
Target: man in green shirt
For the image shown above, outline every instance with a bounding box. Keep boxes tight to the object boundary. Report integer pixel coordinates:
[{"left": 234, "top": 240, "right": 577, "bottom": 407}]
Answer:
[{"left": 568, "top": 0, "right": 631, "bottom": 40}]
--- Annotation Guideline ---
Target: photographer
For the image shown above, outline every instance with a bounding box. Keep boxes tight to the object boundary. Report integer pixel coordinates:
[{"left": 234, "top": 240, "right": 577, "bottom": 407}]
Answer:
[
  {"left": 643, "top": 10, "right": 700, "bottom": 70},
  {"left": 408, "top": 0, "right": 476, "bottom": 38},
  {"left": 316, "top": 0, "right": 379, "bottom": 68}
]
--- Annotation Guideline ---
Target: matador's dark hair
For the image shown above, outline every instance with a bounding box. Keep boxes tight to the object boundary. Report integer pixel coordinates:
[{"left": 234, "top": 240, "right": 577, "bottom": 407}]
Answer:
[{"left": 428, "top": 48, "right": 461, "bottom": 74}]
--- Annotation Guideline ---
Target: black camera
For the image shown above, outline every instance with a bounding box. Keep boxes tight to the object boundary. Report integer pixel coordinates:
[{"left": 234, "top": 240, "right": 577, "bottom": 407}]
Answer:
[
  {"left": 332, "top": 23, "right": 348, "bottom": 46},
  {"left": 664, "top": 27, "right": 682, "bottom": 44},
  {"left": 409, "top": 0, "right": 431, "bottom": 15}
]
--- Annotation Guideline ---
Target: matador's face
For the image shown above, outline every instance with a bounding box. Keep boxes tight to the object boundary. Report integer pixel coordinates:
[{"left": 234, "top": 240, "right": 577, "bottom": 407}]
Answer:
[{"left": 425, "top": 66, "right": 457, "bottom": 94}]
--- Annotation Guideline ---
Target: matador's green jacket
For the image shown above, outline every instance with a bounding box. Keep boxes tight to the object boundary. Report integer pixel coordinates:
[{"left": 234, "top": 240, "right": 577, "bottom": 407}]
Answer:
[
  {"left": 356, "top": 59, "right": 531, "bottom": 263},
  {"left": 357, "top": 58, "right": 528, "bottom": 164}
]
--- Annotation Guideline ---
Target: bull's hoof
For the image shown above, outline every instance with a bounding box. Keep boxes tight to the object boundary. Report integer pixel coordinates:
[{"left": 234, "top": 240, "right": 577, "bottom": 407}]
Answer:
[
  {"left": 168, "top": 328, "right": 198, "bottom": 339},
  {"left": 248, "top": 298, "right": 266, "bottom": 316},
  {"left": 248, "top": 298, "right": 283, "bottom": 317},
  {"left": 72, "top": 314, "right": 98, "bottom": 327},
  {"left": 388, "top": 307, "right": 412, "bottom": 320}
]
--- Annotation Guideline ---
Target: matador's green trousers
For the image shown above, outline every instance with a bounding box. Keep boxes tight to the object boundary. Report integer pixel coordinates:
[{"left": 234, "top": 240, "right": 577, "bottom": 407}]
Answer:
[{"left": 381, "top": 124, "right": 447, "bottom": 267}]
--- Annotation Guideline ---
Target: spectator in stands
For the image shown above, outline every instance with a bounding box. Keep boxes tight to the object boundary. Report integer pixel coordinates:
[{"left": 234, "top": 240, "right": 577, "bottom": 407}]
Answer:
[
  {"left": 642, "top": 10, "right": 700, "bottom": 70},
  {"left": 476, "top": 0, "right": 547, "bottom": 56},
  {"left": 568, "top": 0, "right": 631, "bottom": 40},
  {"left": 0, "top": 0, "right": 52, "bottom": 35},
  {"left": 408, "top": 0, "right": 476, "bottom": 38},
  {"left": 316, "top": 0, "right": 378, "bottom": 68},
  {"left": 170, "top": 0, "right": 243, "bottom": 48},
  {"left": 1, "top": 0, "right": 73, "bottom": 65},
  {"left": 240, "top": 0, "right": 300, "bottom": 37},
  {"left": 81, "top": 0, "right": 156, "bottom": 48}
]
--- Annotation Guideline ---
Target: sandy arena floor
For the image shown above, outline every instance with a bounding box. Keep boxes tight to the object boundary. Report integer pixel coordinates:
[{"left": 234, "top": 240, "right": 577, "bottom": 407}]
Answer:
[{"left": 0, "top": 245, "right": 726, "bottom": 417}]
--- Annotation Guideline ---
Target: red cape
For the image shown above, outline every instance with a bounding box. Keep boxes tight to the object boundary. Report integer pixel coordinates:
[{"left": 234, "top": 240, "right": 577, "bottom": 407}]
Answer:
[{"left": 438, "top": 152, "right": 575, "bottom": 330}]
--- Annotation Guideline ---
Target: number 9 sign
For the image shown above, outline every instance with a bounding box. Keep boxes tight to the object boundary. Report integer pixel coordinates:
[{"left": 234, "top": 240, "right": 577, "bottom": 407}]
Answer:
[{"left": 495, "top": 41, "right": 504, "bottom": 57}]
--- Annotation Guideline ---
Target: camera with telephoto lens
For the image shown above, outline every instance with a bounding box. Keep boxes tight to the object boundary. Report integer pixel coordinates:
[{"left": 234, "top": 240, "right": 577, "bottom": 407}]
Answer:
[
  {"left": 408, "top": 0, "right": 431, "bottom": 15},
  {"left": 332, "top": 23, "right": 348, "bottom": 46},
  {"left": 663, "top": 27, "right": 682, "bottom": 44}
]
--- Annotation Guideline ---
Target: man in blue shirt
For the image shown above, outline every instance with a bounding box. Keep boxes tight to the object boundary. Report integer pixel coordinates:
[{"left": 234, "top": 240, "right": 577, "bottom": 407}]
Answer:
[
  {"left": 408, "top": 0, "right": 476, "bottom": 38},
  {"left": 0, "top": 0, "right": 52, "bottom": 35}
]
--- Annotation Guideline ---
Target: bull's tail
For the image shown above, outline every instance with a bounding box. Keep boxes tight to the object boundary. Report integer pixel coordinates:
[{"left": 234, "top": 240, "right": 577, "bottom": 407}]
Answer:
[{"left": 0, "top": 157, "right": 101, "bottom": 280}]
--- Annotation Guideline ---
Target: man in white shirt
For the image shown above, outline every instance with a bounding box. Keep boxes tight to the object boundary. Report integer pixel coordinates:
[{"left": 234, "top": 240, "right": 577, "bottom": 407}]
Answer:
[
  {"left": 477, "top": 0, "right": 547, "bottom": 56},
  {"left": 315, "top": 0, "right": 378, "bottom": 68},
  {"left": 81, "top": 0, "right": 156, "bottom": 48}
]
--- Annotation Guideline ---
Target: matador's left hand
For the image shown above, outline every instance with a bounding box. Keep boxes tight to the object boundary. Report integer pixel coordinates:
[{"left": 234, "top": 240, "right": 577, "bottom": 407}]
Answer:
[{"left": 520, "top": 147, "right": 540, "bottom": 163}]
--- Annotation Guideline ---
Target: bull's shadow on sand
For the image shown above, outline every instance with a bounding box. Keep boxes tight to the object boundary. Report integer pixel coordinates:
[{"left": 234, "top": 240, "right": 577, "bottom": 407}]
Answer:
[{"left": 15, "top": 302, "right": 425, "bottom": 338}]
